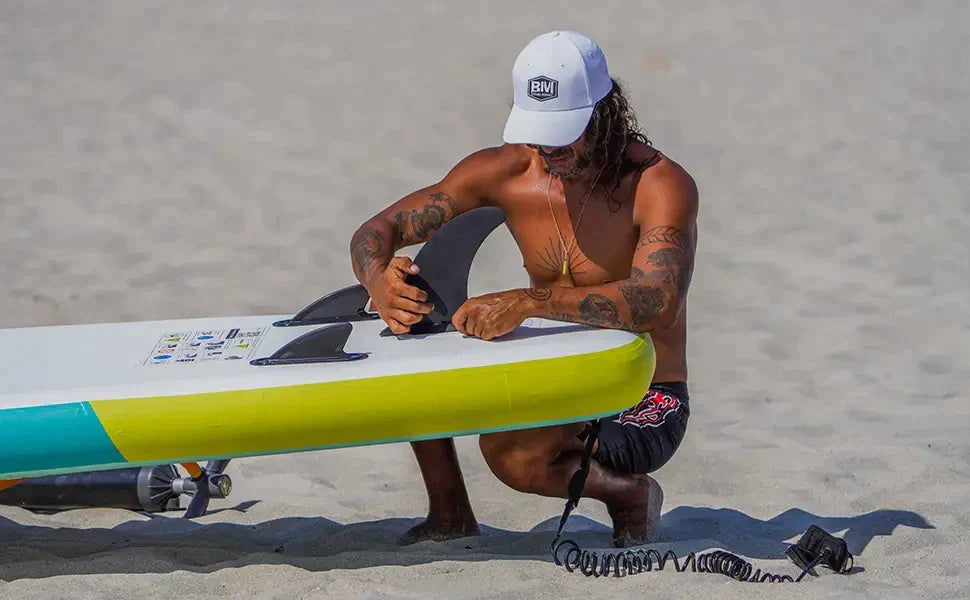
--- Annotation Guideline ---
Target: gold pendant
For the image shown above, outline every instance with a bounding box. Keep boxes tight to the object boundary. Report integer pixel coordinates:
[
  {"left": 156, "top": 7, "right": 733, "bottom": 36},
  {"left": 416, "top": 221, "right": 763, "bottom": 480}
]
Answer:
[{"left": 562, "top": 259, "right": 569, "bottom": 276}]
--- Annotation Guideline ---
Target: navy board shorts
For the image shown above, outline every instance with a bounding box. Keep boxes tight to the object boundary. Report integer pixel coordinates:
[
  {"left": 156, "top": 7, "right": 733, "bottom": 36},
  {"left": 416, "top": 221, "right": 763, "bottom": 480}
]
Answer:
[{"left": 593, "top": 381, "right": 690, "bottom": 474}]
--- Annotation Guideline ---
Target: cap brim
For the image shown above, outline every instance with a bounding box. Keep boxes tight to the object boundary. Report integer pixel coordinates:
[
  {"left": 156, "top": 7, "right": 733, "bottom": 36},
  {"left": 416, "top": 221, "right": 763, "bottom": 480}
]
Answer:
[{"left": 503, "top": 104, "right": 594, "bottom": 147}]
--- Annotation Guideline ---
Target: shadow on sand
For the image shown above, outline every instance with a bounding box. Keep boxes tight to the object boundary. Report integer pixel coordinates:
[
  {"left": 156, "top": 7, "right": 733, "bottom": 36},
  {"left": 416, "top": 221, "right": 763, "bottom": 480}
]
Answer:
[{"left": 0, "top": 502, "right": 932, "bottom": 581}]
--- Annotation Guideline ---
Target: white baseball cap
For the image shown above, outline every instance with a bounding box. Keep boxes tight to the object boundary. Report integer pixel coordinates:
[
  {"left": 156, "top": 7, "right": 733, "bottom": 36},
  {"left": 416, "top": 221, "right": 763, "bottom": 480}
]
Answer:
[{"left": 503, "top": 30, "right": 613, "bottom": 148}]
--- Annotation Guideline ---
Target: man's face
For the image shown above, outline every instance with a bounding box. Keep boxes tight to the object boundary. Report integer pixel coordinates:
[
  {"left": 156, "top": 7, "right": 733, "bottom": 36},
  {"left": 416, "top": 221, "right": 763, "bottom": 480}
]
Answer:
[{"left": 528, "top": 131, "right": 593, "bottom": 179}]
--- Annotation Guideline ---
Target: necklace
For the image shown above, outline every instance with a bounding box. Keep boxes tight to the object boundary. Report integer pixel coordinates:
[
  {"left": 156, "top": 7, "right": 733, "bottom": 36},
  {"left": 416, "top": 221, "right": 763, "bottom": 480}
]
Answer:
[{"left": 546, "top": 167, "right": 605, "bottom": 279}]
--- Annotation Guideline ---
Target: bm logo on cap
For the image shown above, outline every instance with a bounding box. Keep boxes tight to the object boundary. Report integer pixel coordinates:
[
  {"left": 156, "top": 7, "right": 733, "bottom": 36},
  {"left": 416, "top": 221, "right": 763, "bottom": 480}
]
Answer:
[{"left": 527, "top": 76, "right": 558, "bottom": 101}]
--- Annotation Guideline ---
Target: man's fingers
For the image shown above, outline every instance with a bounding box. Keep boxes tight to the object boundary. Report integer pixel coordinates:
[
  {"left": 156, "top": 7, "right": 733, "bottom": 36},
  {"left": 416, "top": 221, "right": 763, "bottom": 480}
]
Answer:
[
  {"left": 390, "top": 309, "right": 424, "bottom": 326},
  {"left": 463, "top": 312, "right": 479, "bottom": 338},
  {"left": 385, "top": 258, "right": 428, "bottom": 303},
  {"left": 389, "top": 256, "right": 420, "bottom": 276},
  {"left": 392, "top": 281, "right": 429, "bottom": 304},
  {"left": 389, "top": 256, "right": 412, "bottom": 270},
  {"left": 479, "top": 318, "right": 499, "bottom": 340},
  {"left": 474, "top": 319, "right": 488, "bottom": 340},
  {"left": 390, "top": 296, "right": 434, "bottom": 315},
  {"left": 386, "top": 318, "right": 409, "bottom": 334},
  {"left": 452, "top": 306, "right": 467, "bottom": 334}
]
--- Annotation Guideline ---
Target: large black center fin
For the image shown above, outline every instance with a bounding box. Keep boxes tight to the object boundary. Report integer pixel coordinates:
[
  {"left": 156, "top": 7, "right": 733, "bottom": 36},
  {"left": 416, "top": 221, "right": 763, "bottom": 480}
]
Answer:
[
  {"left": 273, "top": 206, "right": 506, "bottom": 335},
  {"left": 381, "top": 206, "right": 507, "bottom": 337}
]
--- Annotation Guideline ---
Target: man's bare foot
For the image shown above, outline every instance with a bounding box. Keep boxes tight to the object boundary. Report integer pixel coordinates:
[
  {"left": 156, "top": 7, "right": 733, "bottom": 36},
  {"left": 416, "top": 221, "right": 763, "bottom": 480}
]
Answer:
[
  {"left": 607, "top": 476, "right": 663, "bottom": 548},
  {"left": 399, "top": 514, "right": 481, "bottom": 545}
]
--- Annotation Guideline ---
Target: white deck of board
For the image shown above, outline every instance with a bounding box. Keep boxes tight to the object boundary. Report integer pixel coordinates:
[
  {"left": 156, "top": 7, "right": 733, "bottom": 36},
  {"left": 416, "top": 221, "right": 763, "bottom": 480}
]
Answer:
[{"left": 0, "top": 316, "right": 641, "bottom": 409}]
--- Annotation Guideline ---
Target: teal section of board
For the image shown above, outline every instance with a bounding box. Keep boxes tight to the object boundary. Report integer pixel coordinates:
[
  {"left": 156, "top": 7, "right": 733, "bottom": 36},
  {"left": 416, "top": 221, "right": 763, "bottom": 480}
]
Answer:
[{"left": 0, "top": 402, "right": 126, "bottom": 478}]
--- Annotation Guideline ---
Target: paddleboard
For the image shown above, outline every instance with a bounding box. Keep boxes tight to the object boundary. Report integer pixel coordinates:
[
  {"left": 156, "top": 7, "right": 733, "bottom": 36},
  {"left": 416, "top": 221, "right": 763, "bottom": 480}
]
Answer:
[{"left": 0, "top": 208, "right": 656, "bottom": 482}]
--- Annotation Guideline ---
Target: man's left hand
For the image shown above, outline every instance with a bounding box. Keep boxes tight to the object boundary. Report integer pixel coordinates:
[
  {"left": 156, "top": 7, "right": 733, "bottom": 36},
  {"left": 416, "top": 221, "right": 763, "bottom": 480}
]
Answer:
[{"left": 452, "top": 290, "right": 532, "bottom": 341}]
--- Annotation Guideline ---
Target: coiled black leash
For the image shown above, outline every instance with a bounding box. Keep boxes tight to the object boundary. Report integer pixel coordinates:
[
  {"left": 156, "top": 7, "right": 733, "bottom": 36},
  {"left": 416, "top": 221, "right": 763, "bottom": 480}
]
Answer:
[{"left": 549, "top": 422, "right": 854, "bottom": 582}]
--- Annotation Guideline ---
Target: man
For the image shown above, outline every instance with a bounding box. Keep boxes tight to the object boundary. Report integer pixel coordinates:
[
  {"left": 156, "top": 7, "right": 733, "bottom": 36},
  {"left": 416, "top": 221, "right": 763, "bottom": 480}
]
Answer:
[{"left": 349, "top": 30, "right": 698, "bottom": 548}]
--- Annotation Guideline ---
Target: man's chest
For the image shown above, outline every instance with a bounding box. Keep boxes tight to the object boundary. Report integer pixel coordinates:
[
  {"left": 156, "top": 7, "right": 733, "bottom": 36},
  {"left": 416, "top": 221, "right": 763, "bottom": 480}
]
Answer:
[{"left": 502, "top": 199, "right": 639, "bottom": 287}]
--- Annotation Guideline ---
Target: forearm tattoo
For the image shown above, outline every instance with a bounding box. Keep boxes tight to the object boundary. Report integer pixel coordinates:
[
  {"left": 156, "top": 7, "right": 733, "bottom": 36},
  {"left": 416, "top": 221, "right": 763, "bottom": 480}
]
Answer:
[
  {"left": 619, "top": 283, "right": 666, "bottom": 328},
  {"left": 392, "top": 192, "right": 459, "bottom": 246},
  {"left": 351, "top": 226, "right": 387, "bottom": 280},
  {"left": 578, "top": 294, "right": 623, "bottom": 328},
  {"left": 524, "top": 287, "right": 552, "bottom": 301}
]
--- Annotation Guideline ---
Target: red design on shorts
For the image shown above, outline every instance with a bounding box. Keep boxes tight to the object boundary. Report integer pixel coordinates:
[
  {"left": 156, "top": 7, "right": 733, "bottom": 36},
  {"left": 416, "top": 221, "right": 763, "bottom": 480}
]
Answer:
[{"left": 614, "top": 389, "right": 681, "bottom": 428}]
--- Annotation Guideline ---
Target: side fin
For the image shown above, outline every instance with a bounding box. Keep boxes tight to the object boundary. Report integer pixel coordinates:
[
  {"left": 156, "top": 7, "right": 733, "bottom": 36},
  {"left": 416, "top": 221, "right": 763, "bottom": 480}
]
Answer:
[
  {"left": 251, "top": 322, "right": 368, "bottom": 365},
  {"left": 273, "top": 284, "right": 376, "bottom": 327}
]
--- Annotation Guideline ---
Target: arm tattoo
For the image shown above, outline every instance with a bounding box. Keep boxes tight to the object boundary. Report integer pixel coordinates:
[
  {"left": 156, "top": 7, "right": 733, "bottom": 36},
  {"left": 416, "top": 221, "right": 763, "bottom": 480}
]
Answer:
[
  {"left": 578, "top": 294, "right": 623, "bottom": 328},
  {"left": 646, "top": 247, "right": 684, "bottom": 267},
  {"left": 636, "top": 225, "right": 686, "bottom": 250},
  {"left": 633, "top": 265, "right": 676, "bottom": 285},
  {"left": 394, "top": 205, "right": 445, "bottom": 245},
  {"left": 637, "top": 226, "right": 694, "bottom": 297},
  {"left": 429, "top": 191, "right": 458, "bottom": 215},
  {"left": 392, "top": 192, "right": 458, "bottom": 246},
  {"left": 644, "top": 270, "right": 677, "bottom": 284},
  {"left": 524, "top": 287, "right": 552, "bottom": 301},
  {"left": 618, "top": 225, "right": 693, "bottom": 328},
  {"left": 620, "top": 283, "right": 666, "bottom": 328},
  {"left": 351, "top": 227, "right": 386, "bottom": 280}
]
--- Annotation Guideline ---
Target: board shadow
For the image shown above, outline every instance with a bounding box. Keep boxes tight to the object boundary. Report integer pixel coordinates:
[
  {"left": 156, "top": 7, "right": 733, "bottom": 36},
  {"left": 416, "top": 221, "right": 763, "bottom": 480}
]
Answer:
[
  {"left": 532, "top": 505, "right": 934, "bottom": 561},
  {"left": 0, "top": 505, "right": 932, "bottom": 581}
]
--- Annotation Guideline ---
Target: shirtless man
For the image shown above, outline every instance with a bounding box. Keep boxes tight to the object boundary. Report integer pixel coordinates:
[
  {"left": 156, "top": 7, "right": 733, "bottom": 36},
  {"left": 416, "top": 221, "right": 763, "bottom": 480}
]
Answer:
[{"left": 349, "top": 31, "right": 698, "bottom": 547}]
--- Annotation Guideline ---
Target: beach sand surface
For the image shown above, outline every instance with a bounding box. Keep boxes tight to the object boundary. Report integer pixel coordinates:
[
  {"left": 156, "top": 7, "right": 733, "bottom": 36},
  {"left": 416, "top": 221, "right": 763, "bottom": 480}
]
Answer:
[{"left": 1, "top": 1, "right": 968, "bottom": 598}]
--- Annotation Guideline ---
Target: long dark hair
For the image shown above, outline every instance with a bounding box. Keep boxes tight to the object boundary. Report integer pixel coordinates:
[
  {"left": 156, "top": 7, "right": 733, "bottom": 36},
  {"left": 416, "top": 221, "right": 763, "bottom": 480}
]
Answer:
[{"left": 584, "top": 78, "right": 652, "bottom": 209}]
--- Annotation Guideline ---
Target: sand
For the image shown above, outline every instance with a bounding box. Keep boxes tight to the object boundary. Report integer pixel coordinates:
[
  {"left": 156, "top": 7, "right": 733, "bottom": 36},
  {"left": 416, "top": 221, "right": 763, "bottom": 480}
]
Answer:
[{"left": 1, "top": 1, "right": 968, "bottom": 598}]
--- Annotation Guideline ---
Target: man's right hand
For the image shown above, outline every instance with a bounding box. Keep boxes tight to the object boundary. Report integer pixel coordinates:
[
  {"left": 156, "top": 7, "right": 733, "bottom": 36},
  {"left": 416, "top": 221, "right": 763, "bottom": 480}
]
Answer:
[{"left": 367, "top": 256, "right": 435, "bottom": 334}]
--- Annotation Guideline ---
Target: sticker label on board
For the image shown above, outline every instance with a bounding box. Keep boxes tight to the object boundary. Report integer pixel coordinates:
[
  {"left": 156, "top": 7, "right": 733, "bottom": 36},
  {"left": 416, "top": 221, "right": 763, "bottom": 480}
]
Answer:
[{"left": 144, "top": 328, "right": 266, "bottom": 365}]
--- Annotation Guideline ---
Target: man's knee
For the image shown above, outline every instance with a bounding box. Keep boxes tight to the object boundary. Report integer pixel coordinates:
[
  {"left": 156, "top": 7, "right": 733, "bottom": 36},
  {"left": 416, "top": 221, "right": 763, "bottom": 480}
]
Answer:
[{"left": 479, "top": 432, "right": 543, "bottom": 493}]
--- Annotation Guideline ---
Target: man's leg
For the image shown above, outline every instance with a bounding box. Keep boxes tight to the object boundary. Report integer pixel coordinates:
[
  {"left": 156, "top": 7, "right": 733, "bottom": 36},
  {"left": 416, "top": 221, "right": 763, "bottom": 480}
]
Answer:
[
  {"left": 401, "top": 438, "right": 480, "bottom": 544},
  {"left": 479, "top": 424, "right": 662, "bottom": 547},
  {"left": 480, "top": 385, "right": 690, "bottom": 547}
]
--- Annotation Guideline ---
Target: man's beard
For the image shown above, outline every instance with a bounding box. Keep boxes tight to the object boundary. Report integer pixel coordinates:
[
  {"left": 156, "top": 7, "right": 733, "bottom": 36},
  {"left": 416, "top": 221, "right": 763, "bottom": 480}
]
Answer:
[{"left": 539, "top": 148, "right": 594, "bottom": 179}]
